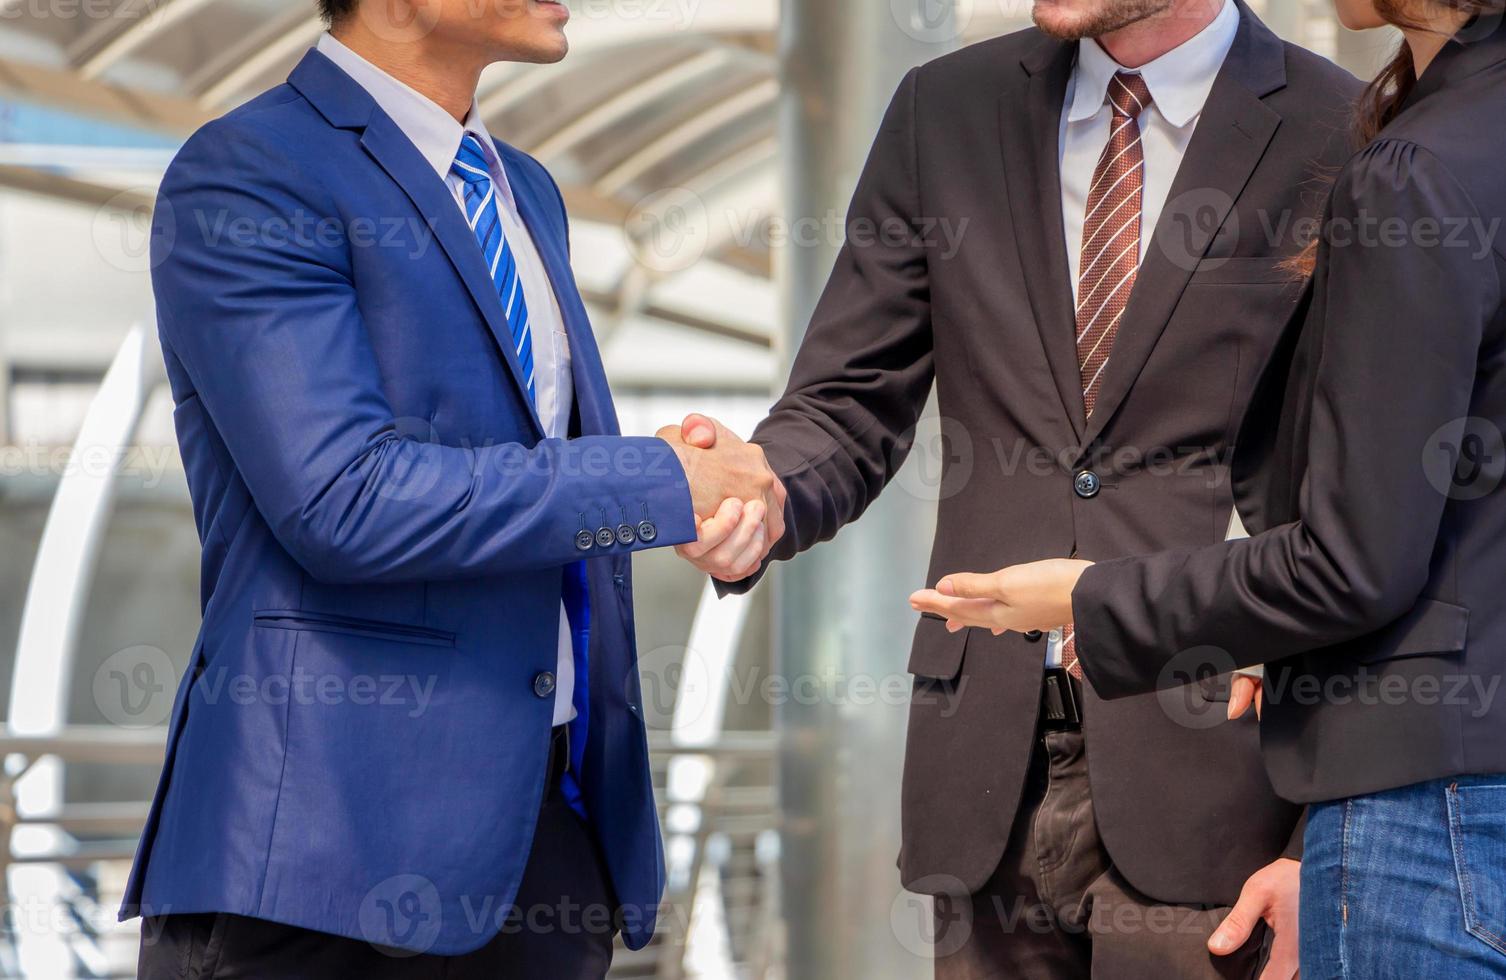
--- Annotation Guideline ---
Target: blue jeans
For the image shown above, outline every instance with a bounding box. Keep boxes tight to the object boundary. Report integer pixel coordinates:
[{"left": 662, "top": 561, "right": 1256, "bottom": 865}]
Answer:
[{"left": 1301, "top": 775, "right": 1506, "bottom": 978}]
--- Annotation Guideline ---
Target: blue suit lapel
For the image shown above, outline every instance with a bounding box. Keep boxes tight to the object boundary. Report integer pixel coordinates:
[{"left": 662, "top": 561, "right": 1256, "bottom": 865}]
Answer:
[
  {"left": 361, "top": 115, "right": 545, "bottom": 435},
  {"left": 499, "top": 143, "right": 620, "bottom": 439},
  {"left": 288, "top": 50, "right": 544, "bottom": 437}
]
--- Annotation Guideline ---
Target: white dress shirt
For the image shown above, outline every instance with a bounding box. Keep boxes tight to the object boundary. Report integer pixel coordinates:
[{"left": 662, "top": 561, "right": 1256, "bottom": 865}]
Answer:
[
  {"left": 1048, "top": 0, "right": 1239, "bottom": 669},
  {"left": 318, "top": 34, "right": 580, "bottom": 723}
]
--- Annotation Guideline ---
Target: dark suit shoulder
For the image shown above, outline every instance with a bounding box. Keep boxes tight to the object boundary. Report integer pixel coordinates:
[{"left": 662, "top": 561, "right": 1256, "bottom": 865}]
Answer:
[
  {"left": 913, "top": 25, "right": 1050, "bottom": 93},
  {"left": 1262, "top": 42, "right": 1363, "bottom": 171},
  {"left": 1279, "top": 40, "right": 1364, "bottom": 108}
]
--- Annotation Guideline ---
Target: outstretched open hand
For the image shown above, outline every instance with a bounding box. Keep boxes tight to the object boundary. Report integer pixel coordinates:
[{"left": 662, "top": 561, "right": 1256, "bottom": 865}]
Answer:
[{"left": 908, "top": 558, "right": 1093, "bottom": 635}]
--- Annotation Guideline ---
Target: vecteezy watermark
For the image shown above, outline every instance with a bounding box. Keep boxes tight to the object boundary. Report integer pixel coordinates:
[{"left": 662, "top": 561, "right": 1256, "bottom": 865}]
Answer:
[
  {"left": 625, "top": 186, "right": 711, "bottom": 274},
  {"left": 1157, "top": 188, "right": 1237, "bottom": 273},
  {"left": 892, "top": 416, "right": 975, "bottom": 504},
  {"left": 357, "top": 880, "right": 686, "bottom": 959},
  {"left": 0, "top": 440, "right": 179, "bottom": 488},
  {"left": 891, "top": 0, "right": 973, "bottom": 44},
  {"left": 94, "top": 652, "right": 442, "bottom": 728},
  {"left": 1423, "top": 416, "right": 1505, "bottom": 502},
  {"left": 191, "top": 666, "right": 440, "bottom": 719},
  {"left": 93, "top": 188, "right": 173, "bottom": 275},
  {"left": 893, "top": 875, "right": 973, "bottom": 959},
  {"left": 94, "top": 646, "right": 177, "bottom": 729},
  {"left": 189, "top": 208, "right": 440, "bottom": 262},
  {"left": 1156, "top": 646, "right": 1239, "bottom": 731},
  {"left": 723, "top": 208, "right": 970, "bottom": 259},
  {"left": 633, "top": 645, "right": 969, "bottom": 728},
  {"left": 1265, "top": 666, "right": 1500, "bottom": 718},
  {"left": 567, "top": 0, "right": 704, "bottom": 30},
  {"left": 0, "top": 0, "right": 165, "bottom": 23},
  {"left": 359, "top": 875, "right": 444, "bottom": 955}
]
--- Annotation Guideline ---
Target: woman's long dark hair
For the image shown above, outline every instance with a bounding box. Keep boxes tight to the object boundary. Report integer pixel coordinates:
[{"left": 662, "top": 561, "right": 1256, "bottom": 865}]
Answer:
[{"left": 1290, "top": 0, "right": 1505, "bottom": 274}]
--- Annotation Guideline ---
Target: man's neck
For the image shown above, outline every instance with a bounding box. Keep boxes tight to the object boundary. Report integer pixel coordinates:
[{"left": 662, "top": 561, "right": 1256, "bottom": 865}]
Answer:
[
  {"left": 1096, "top": 0, "right": 1224, "bottom": 69},
  {"left": 329, "top": 20, "right": 483, "bottom": 122}
]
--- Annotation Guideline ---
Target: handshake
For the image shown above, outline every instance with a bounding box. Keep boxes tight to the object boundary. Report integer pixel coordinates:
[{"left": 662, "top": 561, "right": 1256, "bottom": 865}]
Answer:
[{"left": 657, "top": 414, "right": 788, "bottom": 583}]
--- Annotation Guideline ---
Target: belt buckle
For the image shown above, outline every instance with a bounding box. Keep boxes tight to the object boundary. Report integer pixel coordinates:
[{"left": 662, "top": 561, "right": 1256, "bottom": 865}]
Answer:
[{"left": 1041, "top": 669, "right": 1082, "bottom": 729}]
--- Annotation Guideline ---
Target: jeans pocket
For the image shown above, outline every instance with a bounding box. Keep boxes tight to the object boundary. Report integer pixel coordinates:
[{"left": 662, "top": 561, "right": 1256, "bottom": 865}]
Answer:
[{"left": 1446, "top": 781, "right": 1506, "bottom": 957}]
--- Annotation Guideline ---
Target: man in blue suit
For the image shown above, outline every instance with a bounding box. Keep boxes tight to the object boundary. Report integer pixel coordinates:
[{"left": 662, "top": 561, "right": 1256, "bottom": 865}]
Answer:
[{"left": 125, "top": 0, "right": 785, "bottom": 975}]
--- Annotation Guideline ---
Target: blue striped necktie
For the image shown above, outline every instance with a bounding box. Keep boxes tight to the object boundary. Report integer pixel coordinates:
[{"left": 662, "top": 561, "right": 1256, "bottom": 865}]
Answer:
[{"left": 451, "top": 133, "right": 536, "bottom": 406}]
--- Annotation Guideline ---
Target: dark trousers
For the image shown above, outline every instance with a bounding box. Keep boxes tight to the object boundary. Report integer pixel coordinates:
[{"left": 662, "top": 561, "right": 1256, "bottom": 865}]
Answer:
[
  {"left": 138, "top": 729, "right": 618, "bottom": 979},
  {"left": 934, "top": 728, "right": 1270, "bottom": 980}
]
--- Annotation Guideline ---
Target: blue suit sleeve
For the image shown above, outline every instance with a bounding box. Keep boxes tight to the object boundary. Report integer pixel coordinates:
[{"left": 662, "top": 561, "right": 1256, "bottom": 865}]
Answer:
[{"left": 151, "top": 118, "right": 696, "bottom": 584}]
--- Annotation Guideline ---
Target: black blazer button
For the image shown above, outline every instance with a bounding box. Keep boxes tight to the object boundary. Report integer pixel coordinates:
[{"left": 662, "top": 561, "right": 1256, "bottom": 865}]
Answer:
[
  {"left": 637, "top": 521, "right": 658, "bottom": 544},
  {"left": 616, "top": 523, "right": 637, "bottom": 546},
  {"left": 596, "top": 526, "right": 616, "bottom": 548},
  {"left": 575, "top": 529, "right": 596, "bottom": 552},
  {"left": 1074, "top": 470, "right": 1101, "bottom": 499},
  {"left": 1024, "top": 630, "right": 1044, "bottom": 642},
  {"left": 533, "top": 671, "right": 556, "bottom": 698}
]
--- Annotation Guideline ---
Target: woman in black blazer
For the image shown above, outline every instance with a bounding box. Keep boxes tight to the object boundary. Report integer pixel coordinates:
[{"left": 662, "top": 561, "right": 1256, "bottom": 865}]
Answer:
[{"left": 913, "top": 1, "right": 1506, "bottom": 975}]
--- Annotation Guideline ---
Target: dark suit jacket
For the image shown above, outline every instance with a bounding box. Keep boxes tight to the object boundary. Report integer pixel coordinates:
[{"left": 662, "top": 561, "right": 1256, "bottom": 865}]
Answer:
[
  {"left": 722, "top": 6, "right": 1361, "bottom": 906},
  {"left": 1074, "top": 20, "right": 1506, "bottom": 804}
]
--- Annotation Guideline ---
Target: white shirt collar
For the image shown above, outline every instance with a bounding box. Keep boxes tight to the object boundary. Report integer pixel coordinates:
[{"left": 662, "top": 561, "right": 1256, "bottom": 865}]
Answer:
[
  {"left": 316, "top": 33, "right": 512, "bottom": 201},
  {"left": 1066, "top": 0, "right": 1239, "bottom": 128}
]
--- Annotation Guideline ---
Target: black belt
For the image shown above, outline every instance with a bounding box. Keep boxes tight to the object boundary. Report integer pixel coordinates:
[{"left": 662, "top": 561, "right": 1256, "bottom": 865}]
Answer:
[
  {"left": 1040, "top": 668, "right": 1083, "bottom": 732},
  {"left": 546, "top": 724, "right": 571, "bottom": 791}
]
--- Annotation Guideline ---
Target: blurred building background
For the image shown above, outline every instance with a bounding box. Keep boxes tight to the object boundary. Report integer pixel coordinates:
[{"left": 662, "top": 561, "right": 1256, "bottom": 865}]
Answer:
[{"left": 0, "top": 1, "right": 1393, "bottom": 977}]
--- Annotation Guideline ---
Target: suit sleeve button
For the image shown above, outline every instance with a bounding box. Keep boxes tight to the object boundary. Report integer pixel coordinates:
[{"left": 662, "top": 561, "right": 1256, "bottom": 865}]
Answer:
[
  {"left": 596, "top": 526, "right": 617, "bottom": 548},
  {"left": 616, "top": 524, "right": 637, "bottom": 545},
  {"left": 637, "top": 521, "right": 658, "bottom": 544},
  {"left": 575, "top": 529, "right": 596, "bottom": 552}
]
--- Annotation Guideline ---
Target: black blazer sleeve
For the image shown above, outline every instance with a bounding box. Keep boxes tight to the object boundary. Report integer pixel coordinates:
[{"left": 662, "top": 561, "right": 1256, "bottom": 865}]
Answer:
[
  {"left": 1073, "top": 138, "right": 1502, "bottom": 697},
  {"left": 718, "top": 68, "right": 935, "bottom": 595}
]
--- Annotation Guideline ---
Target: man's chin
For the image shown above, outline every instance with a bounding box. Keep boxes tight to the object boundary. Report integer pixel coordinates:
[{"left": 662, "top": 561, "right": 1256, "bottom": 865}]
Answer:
[
  {"left": 1032, "top": 0, "right": 1172, "bottom": 40},
  {"left": 500, "top": 30, "right": 569, "bottom": 65}
]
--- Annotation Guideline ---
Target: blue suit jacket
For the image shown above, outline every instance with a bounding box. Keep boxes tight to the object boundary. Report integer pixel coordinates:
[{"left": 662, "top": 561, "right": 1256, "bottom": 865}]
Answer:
[{"left": 120, "top": 49, "right": 697, "bottom": 955}]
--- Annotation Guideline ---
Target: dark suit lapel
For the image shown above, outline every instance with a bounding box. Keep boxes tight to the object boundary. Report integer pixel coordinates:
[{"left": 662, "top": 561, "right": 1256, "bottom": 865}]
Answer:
[
  {"left": 501, "top": 144, "right": 618, "bottom": 438},
  {"left": 288, "top": 50, "right": 544, "bottom": 437},
  {"left": 1002, "top": 37, "right": 1086, "bottom": 441},
  {"left": 1081, "top": 4, "right": 1286, "bottom": 446}
]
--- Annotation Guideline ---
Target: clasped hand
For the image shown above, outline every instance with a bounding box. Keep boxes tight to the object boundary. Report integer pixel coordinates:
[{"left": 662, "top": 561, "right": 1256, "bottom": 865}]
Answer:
[{"left": 659, "top": 414, "right": 787, "bottom": 582}]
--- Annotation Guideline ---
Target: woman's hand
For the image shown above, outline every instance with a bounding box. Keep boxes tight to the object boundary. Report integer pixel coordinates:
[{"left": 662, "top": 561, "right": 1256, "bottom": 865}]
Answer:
[
  {"left": 909, "top": 558, "right": 1094, "bottom": 635},
  {"left": 1228, "top": 673, "right": 1264, "bottom": 721}
]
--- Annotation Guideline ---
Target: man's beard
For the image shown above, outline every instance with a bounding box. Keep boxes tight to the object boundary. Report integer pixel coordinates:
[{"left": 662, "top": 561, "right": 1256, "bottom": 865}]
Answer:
[{"left": 1033, "top": 0, "right": 1178, "bottom": 40}]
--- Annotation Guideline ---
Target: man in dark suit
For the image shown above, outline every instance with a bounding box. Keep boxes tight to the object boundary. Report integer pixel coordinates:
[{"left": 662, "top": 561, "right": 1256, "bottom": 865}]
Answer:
[{"left": 669, "top": 0, "right": 1361, "bottom": 974}]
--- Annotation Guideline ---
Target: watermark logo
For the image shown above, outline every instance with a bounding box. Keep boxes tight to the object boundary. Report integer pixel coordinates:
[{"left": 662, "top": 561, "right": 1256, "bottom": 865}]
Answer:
[
  {"left": 635, "top": 644, "right": 714, "bottom": 726},
  {"left": 1423, "top": 416, "right": 1505, "bottom": 502},
  {"left": 375, "top": 417, "right": 447, "bottom": 503},
  {"left": 92, "top": 189, "right": 172, "bottom": 275},
  {"left": 892, "top": 875, "right": 972, "bottom": 958},
  {"left": 626, "top": 186, "right": 710, "bottom": 274},
  {"left": 1157, "top": 187, "right": 1236, "bottom": 273},
  {"left": 359, "top": 874, "right": 443, "bottom": 955},
  {"left": 93, "top": 645, "right": 176, "bottom": 728},
  {"left": 893, "top": 416, "right": 975, "bottom": 503},
  {"left": 892, "top": 0, "right": 972, "bottom": 44},
  {"left": 1155, "top": 645, "right": 1237, "bottom": 730}
]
